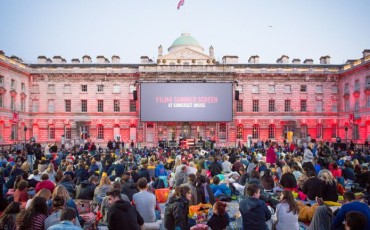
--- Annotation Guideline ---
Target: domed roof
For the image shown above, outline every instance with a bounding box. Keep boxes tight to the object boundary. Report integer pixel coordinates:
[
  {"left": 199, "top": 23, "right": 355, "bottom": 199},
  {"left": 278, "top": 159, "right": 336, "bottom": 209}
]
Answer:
[{"left": 168, "top": 33, "right": 204, "bottom": 52}]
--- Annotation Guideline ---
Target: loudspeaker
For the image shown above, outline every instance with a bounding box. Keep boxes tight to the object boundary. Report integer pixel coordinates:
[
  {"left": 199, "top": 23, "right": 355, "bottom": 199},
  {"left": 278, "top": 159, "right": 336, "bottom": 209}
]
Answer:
[
  {"left": 235, "top": 90, "right": 239, "bottom": 100},
  {"left": 133, "top": 90, "right": 137, "bottom": 100}
]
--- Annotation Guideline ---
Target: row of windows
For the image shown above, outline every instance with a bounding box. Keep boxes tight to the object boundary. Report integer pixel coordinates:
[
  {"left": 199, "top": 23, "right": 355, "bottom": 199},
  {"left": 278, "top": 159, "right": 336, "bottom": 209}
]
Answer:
[
  {"left": 250, "top": 84, "right": 333, "bottom": 94},
  {"left": 236, "top": 99, "right": 328, "bottom": 112},
  {"left": 47, "top": 126, "right": 104, "bottom": 140},
  {"left": 344, "top": 77, "right": 370, "bottom": 94},
  {"left": 0, "top": 94, "right": 26, "bottom": 111},
  {"left": 32, "top": 100, "right": 137, "bottom": 113},
  {"left": 42, "top": 84, "right": 135, "bottom": 94},
  {"left": 344, "top": 95, "right": 370, "bottom": 111},
  {"left": 0, "top": 76, "right": 26, "bottom": 91}
]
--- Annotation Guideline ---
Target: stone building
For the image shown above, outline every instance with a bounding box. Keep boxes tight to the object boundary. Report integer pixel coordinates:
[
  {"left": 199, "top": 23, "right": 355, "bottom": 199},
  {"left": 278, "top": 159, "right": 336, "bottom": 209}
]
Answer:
[{"left": 0, "top": 34, "right": 369, "bottom": 147}]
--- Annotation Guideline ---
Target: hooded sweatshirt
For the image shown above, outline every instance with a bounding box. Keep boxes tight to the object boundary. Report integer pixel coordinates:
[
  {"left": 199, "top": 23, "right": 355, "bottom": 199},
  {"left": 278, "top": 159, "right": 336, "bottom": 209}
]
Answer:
[
  {"left": 164, "top": 196, "right": 189, "bottom": 230},
  {"left": 239, "top": 197, "right": 271, "bottom": 230},
  {"left": 107, "top": 200, "right": 144, "bottom": 230},
  {"left": 76, "top": 180, "right": 96, "bottom": 200}
]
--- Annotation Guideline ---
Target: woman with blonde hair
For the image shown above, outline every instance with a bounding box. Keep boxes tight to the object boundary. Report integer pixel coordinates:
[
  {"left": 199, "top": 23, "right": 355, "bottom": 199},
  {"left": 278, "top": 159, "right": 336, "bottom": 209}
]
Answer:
[
  {"left": 94, "top": 176, "right": 111, "bottom": 202},
  {"left": 318, "top": 169, "right": 338, "bottom": 202},
  {"left": 279, "top": 165, "right": 297, "bottom": 191},
  {"left": 26, "top": 188, "right": 51, "bottom": 209},
  {"left": 43, "top": 163, "right": 55, "bottom": 182},
  {"left": 50, "top": 185, "right": 81, "bottom": 225}
]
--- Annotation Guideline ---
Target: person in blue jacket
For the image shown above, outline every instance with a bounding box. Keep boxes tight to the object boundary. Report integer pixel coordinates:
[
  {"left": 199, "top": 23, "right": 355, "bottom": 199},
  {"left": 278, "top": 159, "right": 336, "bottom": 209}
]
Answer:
[
  {"left": 239, "top": 184, "right": 271, "bottom": 230},
  {"left": 210, "top": 176, "right": 231, "bottom": 197}
]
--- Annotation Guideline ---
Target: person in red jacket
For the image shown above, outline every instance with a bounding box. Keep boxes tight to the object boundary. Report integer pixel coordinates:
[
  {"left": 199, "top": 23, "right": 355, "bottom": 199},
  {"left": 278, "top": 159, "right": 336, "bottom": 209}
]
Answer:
[
  {"left": 266, "top": 142, "right": 277, "bottom": 165},
  {"left": 36, "top": 173, "right": 55, "bottom": 193}
]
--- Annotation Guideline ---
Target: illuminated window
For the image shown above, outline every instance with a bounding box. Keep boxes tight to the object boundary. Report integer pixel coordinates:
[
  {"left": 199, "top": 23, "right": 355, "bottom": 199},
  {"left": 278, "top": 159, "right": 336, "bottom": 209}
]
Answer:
[
  {"left": 97, "top": 125, "right": 104, "bottom": 139},
  {"left": 269, "top": 100, "right": 275, "bottom": 112},
  {"left": 81, "top": 100, "right": 87, "bottom": 112},
  {"left": 268, "top": 125, "right": 275, "bottom": 139},
  {"left": 252, "top": 125, "right": 259, "bottom": 139},
  {"left": 48, "top": 126, "right": 55, "bottom": 139},
  {"left": 252, "top": 100, "right": 259, "bottom": 112},
  {"left": 97, "top": 100, "right": 104, "bottom": 112},
  {"left": 236, "top": 100, "right": 243, "bottom": 112},
  {"left": 316, "top": 124, "right": 323, "bottom": 139}
]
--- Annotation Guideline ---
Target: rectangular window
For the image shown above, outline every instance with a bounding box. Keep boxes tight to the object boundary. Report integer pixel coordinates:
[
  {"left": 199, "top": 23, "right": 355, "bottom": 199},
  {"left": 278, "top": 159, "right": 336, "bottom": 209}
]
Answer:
[
  {"left": 366, "top": 76, "right": 370, "bottom": 88},
  {"left": 236, "top": 100, "right": 243, "bottom": 112},
  {"left": 354, "top": 80, "right": 360, "bottom": 91},
  {"left": 65, "top": 127, "right": 72, "bottom": 139},
  {"left": 47, "top": 84, "right": 55, "bottom": 93},
  {"left": 269, "top": 85, "right": 275, "bottom": 93},
  {"left": 285, "top": 85, "right": 291, "bottom": 93},
  {"left": 252, "top": 100, "right": 259, "bottom": 112},
  {"left": 332, "top": 103, "right": 338, "bottom": 112},
  {"left": 97, "top": 84, "right": 104, "bottom": 92},
  {"left": 0, "top": 123, "right": 3, "bottom": 140},
  {"left": 114, "top": 100, "right": 120, "bottom": 112},
  {"left": 10, "top": 79, "right": 16, "bottom": 89},
  {"left": 97, "top": 100, "right": 104, "bottom": 112},
  {"left": 65, "top": 100, "right": 71, "bottom": 112},
  {"left": 11, "top": 124, "right": 17, "bottom": 140},
  {"left": 48, "top": 100, "right": 55, "bottom": 113},
  {"left": 20, "top": 98, "right": 25, "bottom": 111},
  {"left": 344, "top": 83, "right": 349, "bottom": 94},
  {"left": 355, "top": 98, "right": 360, "bottom": 111},
  {"left": 113, "top": 85, "right": 121, "bottom": 93},
  {"left": 316, "top": 85, "right": 323, "bottom": 93},
  {"left": 367, "top": 95, "right": 370, "bottom": 108},
  {"left": 345, "top": 99, "right": 350, "bottom": 111},
  {"left": 0, "top": 76, "right": 3, "bottom": 86},
  {"left": 252, "top": 85, "right": 259, "bottom": 93},
  {"left": 21, "top": 82, "right": 25, "bottom": 91},
  {"left": 64, "top": 84, "right": 71, "bottom": 93},
  {"left": 284, "top": 100, "right": 291, "bottom": 112},
  {"left": 300, "top": 100, "right": 307, "bottom": 112},
  {"left": 31, "top": 84, "right": 39, "bottom": 94},
  {"left": 353, "top": 124, "right": 359, "bottom": 140},
  {"left": 97, "top": 126, "right": 104, "bottom": 139},
  {"left": 10, "top": 97, "right": 15, "bottom": 110},
  {"left": 81, "top": 85, "right": 87, "bottom": 92},
  {"left": 332, "top": 85, "right": 338, "bottom": 93},
  {"left": 81, "top": 100, "right": 87, "bottom": 112},
  {"left": 129, "top": 100, "right": 136, "bottom": 112},
  {"left": 331, "top": 126, "right": 337, "bottom": 138},
  {"left": 269, "top": 100, "right": 275, "bottom": 112},
  {"left": 300, "top": 85, "right": 307, "bottom": 92},
  {"left": 48, "top": 126, "right": 55, "bottom": 139},
  {"left": 32, "top": 100, "right": 39, "bottom": 112},
  {"left": 316, "top": 100, "right": 323, "bottom": 112},
  {"left": 0, "top": 94, "right": 3, "bottom": 108}
]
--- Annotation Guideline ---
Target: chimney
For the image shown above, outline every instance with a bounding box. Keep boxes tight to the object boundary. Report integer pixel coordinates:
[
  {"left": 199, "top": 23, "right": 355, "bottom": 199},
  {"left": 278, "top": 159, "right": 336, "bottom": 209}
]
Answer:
[
  {"left": 277, "top": 55, "right": 289, "bottom": 64},
  {"left": 71, "top": 58, "right": 80, "bottom": 64},
  {"left": 222, "top": 55, "right": 239, "bottom": 64},
  {"left": 10, "top": 55, "right": 23, "bottom": 63},
  {"left": 248, "top": 55, "right": 259, "bottom": 64},
  {"left": 363, "top": 49, "right": 370, "bottom": 58},
  {"left": 140, "top": 56, "right": 150, "bottom": 64},
  {"left": 37, "top": 56, "right": 48, "bottom": 64},
  {"left": 53, "top": 56, "right": 62, "bottom": 64},
  {"left": 320, "top": 55, "right": 331, "bottom": 64},
  {"left": 292, "top": 58, "right": 301, "bottom": 64},
  {"left": 0, "top": 50, "right": 5, "bottom": 55},
  {"left": 112, "top": 55, "right": 120, "bottom": 64},
  {"left": 96, "top": 55, "right": 106, "bottom": 64},
  {"left": 82, "top": 55, "right": 92, "bottom": 64},
  {"left": 303, "top": 59, "right": 314, "bottom": 64}
]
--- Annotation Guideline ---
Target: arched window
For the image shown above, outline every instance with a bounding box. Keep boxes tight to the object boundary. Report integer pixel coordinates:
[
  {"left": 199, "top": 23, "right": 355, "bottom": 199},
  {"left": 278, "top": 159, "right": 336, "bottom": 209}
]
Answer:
[
  {"left": 331, "top": 125, "right": 337, "bottom": 138},
  {"left": 97, "top": 125, "right": 104, "bottom": 139},
  {"left": 252, "top": 125, "right": 259, "bottom": 139},
  {"left": 316, "top": 124, "right": 323, "bottom": 139},
  {"left": 48, "top": 125, "right": 55, "bottom": 140},
  {"left": 237, "top": 125, "right": 243, "bottom": 139},
  {"left": 300, "top": 124, "right": 308, "bottom": 139},
  {"left": 268, "top": 125, "right": 275, "bottom": 139}
]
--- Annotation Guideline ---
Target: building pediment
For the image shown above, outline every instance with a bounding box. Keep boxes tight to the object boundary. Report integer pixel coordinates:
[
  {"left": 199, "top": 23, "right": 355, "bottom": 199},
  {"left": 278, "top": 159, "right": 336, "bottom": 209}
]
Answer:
[{"left": 161, "top": 47, "right": 211, "bottom": 61}]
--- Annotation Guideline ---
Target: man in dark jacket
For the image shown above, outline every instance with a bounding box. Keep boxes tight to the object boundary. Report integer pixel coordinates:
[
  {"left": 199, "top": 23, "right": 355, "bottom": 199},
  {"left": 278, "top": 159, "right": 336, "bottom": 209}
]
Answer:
[
  {"left": 59, "top": 174, "right": 76, "bottom": 198},
  {"left": 164, "top": 185, "right": 191, "bottom": 230},
  {"left": 107, "top": 189, "right": 144, "bottom": 230},
  {"left": 209, "top": 158, "right": 222, "bottom": 177},
  {"left": 121, "top": 172, "right": 138, "bottom": 201},
  {"left": 239, "top": 184, "right": 271, "bottom": 230},
  {"left": 76, "top": 175, "right": 98, "bottom": 200}
]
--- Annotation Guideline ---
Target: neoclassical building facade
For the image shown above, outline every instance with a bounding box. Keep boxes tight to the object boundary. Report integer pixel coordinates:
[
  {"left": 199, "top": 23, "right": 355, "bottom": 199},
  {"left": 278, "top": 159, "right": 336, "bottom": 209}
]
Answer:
[{"left": 0, "top": 33, "right": 369, "bottom": 147}]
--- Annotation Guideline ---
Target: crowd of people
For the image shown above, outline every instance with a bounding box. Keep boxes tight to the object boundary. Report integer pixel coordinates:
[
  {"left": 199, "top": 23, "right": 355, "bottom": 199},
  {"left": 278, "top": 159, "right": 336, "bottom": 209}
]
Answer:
[{"left": 0, "top": 138, "right": 369, "bottom": 230}]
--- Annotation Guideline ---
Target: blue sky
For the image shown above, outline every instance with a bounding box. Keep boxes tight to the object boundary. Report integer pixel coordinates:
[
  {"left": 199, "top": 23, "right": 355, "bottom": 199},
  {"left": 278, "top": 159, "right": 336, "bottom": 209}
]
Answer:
[{"left": 0, "top": 0, "right": 369, "bottom": 64}]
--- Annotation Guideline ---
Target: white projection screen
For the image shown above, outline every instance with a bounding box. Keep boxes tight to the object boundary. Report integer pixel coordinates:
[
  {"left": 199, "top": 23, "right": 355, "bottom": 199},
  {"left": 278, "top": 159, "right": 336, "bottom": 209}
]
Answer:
[{"left": 140, "top": 83, "right": 233, "bottom": 122}]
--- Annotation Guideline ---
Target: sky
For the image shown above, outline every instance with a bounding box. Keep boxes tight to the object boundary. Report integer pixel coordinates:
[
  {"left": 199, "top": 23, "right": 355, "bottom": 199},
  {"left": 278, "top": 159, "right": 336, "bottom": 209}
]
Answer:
[{"left": 0, "top": 0, "right": 369, "bottom": 64}]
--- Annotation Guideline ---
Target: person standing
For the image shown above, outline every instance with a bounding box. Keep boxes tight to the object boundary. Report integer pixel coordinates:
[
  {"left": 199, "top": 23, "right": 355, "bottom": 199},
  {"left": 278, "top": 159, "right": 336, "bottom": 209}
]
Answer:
[
  {"left": 266, "top": 142, "right": 277, "bottom": 165},
  {"left": 107, "top": 189, "right": 144, "bottom": 230}
]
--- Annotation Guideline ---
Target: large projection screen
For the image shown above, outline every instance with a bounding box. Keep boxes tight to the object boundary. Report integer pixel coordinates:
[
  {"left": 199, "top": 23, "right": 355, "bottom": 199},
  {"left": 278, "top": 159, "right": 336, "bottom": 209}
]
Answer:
[{"left": 140, "top": 83, "right": 233, "bottom": 122}]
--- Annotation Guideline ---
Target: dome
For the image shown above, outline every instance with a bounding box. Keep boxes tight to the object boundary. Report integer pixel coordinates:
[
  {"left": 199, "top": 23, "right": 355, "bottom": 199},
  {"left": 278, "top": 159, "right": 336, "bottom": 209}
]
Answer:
[{"left": 168, "top": 33, "right": 204, "bottom": 52}]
